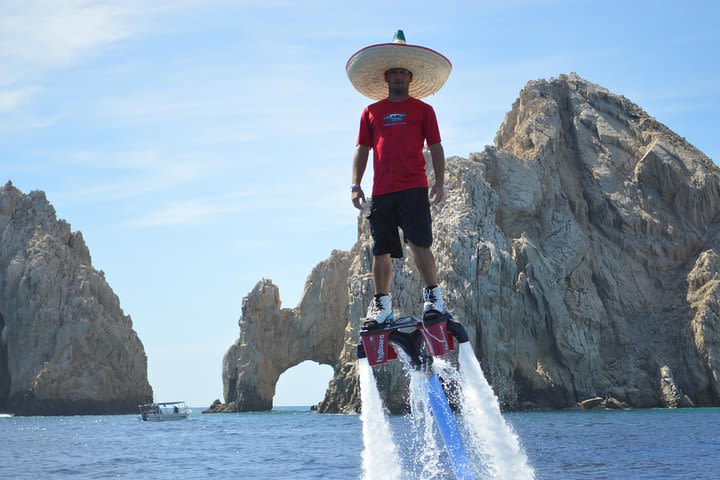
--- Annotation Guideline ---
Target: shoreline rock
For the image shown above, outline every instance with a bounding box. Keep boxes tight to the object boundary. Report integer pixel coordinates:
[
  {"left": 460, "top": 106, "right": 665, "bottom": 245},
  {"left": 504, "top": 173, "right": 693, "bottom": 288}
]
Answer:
[{"left": 0, "top": 182, "right": 153, "bottom": 415}]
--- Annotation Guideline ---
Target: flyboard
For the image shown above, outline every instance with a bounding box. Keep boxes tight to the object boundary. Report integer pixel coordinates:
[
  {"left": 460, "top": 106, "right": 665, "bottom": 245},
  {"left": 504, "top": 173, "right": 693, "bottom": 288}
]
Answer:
[{"left": 357, "top": 313, "right": 476, "bottom": 480}]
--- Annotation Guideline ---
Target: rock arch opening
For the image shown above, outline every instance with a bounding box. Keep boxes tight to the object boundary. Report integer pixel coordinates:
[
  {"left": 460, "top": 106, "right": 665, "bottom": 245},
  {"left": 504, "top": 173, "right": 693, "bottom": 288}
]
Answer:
[{"left": 274, "top": 361, "right": 333, "bottom": 407}]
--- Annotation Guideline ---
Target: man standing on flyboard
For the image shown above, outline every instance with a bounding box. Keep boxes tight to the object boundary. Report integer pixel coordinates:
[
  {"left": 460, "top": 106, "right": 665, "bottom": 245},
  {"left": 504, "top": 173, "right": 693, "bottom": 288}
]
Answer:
[{"left": 347, "top": 30, "right": 452, "bottom": 328}]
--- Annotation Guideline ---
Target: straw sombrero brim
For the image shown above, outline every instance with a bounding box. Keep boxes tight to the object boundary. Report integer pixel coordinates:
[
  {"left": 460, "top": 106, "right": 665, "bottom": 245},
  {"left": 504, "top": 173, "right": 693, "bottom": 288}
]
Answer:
[{"left": 346, "top": 43, "right": 452, "bottom": 100}]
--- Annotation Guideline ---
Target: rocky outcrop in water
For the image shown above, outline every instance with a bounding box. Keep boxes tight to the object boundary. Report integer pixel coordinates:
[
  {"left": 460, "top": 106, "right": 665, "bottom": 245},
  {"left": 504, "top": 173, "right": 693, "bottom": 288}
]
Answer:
[
  {"left": 0, "top": 182, "right": 153, "bottom": 415},
  {"left": 218, "top": 73, "right": 720, "bottom": 413},
  {"left": 215, "top": 249, "right": 352, "bottom": 412}
]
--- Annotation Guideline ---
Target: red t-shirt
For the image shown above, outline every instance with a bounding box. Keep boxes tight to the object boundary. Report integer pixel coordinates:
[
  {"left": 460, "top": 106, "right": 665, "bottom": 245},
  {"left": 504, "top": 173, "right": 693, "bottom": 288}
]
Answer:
[{"left": 357, "top": 97, "right": 441, "bottom": 196}]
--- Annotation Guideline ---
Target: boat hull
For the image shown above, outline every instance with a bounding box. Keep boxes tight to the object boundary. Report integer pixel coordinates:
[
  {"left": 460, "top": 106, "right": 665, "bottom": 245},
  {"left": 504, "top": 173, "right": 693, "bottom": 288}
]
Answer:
[{"left": 144, "top": 412, "right": 189, "bottom": 422}]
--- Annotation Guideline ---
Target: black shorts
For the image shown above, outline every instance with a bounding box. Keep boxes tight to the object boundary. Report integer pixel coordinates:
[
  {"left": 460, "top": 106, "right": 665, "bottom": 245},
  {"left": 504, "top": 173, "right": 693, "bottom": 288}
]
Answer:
[{"left": 367, "top": 187, "right": 433, "bottom": 258}]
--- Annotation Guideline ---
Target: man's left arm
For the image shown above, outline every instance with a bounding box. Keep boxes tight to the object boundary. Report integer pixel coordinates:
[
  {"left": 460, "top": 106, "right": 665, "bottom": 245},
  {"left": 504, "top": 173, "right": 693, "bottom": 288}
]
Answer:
[{"left": 429, "top": 142, "right": 445, "bottom": 205}]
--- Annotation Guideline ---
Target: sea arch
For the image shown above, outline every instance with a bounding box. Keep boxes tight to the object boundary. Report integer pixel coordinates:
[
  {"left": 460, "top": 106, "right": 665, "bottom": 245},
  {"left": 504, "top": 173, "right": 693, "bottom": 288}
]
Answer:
[{"left": 223, "top": 269, "right": 351, "bottom": 412}]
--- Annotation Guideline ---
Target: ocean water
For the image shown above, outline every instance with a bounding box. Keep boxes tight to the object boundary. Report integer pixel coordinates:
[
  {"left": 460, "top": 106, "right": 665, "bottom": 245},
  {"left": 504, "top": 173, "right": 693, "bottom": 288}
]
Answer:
[{"left": 2, "top": 406, "right": 720, "bottom": 479}]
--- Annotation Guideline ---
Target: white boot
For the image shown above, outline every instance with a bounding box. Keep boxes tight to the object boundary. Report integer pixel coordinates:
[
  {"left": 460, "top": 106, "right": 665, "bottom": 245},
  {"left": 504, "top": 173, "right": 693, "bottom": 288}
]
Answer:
[
  {"left": 365, "top": 293, "right": 394, "bottom": 325},
  {"left": 422, "top": 285, "right": 446, "bottom": 318}
]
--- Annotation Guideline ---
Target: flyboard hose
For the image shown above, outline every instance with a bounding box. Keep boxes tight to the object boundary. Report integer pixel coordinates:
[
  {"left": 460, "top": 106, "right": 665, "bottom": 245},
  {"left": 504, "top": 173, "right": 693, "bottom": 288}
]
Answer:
[
  {"left": 420, "top": 315, "right": 475, "bottom": 480},
  {"left": 421, "top": 316, "right": 444, "bottom": 344},
  {"left": 427, "top": 373, "right": 476, "bottom": 480}
]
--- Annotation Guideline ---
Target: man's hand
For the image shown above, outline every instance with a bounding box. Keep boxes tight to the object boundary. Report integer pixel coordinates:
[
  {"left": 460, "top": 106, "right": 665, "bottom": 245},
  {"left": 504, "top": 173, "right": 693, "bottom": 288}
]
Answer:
[
  {"left": 430, "top": 183, "right": 445, "bottom": 205},
  {"left": 428, "top": 143, "right": 446, "bottom": 206},
  {"left": 351, "top": 145, "right": 369, "bottom": 210},
  {"left": 352, "top": 186, "right": 366, "bottom": 209}
]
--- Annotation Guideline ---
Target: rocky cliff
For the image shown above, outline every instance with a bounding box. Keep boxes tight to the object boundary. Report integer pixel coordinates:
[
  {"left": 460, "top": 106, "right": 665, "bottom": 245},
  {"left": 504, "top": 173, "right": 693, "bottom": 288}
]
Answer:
[
  {"left": 218, "top": 73, "right": 720, "bottom": 413},
  {"left": 0, "top": 182, "right": 153, "bottom": 415}
]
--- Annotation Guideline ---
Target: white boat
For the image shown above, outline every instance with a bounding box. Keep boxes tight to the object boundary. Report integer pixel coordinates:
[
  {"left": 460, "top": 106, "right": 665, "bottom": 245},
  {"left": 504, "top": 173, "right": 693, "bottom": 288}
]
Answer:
[{"left": 139, "top": 401, "right": 191, "bottom": 421}]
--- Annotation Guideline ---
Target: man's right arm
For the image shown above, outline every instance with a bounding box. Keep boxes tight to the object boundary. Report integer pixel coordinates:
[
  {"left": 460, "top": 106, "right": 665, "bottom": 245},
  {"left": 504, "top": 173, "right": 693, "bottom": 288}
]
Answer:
[{"left": 351, "top": 144, "right": 369, "bottom": 209}]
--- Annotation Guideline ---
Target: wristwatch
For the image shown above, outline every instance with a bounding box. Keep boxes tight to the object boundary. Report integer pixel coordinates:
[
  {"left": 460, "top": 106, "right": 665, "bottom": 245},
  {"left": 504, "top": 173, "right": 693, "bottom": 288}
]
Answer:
[{"left": 351, "top": 184, "right": 362, "bottom": 191}]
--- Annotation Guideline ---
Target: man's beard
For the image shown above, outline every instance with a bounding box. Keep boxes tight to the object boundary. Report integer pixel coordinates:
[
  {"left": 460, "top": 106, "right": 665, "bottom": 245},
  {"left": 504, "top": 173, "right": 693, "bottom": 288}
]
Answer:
[{"left": 389, "top": 84, "right": 409, "bottom": 96}]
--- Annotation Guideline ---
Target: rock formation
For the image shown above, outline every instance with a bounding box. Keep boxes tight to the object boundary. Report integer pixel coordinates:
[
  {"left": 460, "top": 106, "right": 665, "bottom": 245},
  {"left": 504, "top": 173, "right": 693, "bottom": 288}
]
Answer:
[
  {"left": 0, "top": 182, "right": 153, "bottom": 415},
  {"left": 209, "top": 250, "right": 352, "bottom": 412},
  {"left": 218, "top": 73, "right": 720, "bottom": 413}
]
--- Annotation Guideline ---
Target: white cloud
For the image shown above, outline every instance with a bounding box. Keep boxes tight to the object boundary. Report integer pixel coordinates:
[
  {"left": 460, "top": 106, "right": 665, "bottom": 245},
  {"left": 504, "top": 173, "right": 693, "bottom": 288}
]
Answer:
[
  {"left": 0, "top": 1, "right": 136, "bottom": 70},
  {"left": 124, "top": 186, "right": 292, "bottom": 228},
  {"left": 0, "top": 0, "right": 214, "bottom": 93},
  {"left": 123, "top": 166, "right": 359, "bottom": 230},
  {"left": 97, "top": 92, "right": 256, "bottom": 124},
  {"left": 47, "top": 149, "right": 223, "bottom": 204},
  {"left": 0, "top": 0, "right": 301, "bottom": 82},
  {"left": 127, "top": 196, "right": 251, "bottom": 227},
  {"left": 0, "top": 86, "right": 41, "bottom": 112}
]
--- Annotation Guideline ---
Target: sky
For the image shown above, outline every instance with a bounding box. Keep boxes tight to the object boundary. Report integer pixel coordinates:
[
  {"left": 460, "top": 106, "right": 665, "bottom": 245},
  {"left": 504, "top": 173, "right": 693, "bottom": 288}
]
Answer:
[{"left": 2, "top": 0, "right": 718, "bottom": 407}]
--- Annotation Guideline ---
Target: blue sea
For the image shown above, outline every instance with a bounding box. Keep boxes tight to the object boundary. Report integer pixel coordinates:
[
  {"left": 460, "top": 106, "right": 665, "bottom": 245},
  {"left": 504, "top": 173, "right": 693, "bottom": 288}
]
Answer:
[{"left": 2, "top": 406, "right": 719, "bottom": 479}]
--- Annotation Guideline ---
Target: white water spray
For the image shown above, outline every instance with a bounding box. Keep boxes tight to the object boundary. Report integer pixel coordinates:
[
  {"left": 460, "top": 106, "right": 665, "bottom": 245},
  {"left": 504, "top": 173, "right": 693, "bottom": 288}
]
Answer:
[
  {"left": 407, "top": 369, "right": 444, "bottom": 479},
  {"left": 456, "top": 343, "right": 535, "bottom": 479},
  {"left": 359, "top": 331, "right": 535, "bottom": 479},
  {"left": 431, "top": 357, "right": 492, "bottom": 479},
  {"left": 358, "top": 357, "right": 403, "bottom": 480}
]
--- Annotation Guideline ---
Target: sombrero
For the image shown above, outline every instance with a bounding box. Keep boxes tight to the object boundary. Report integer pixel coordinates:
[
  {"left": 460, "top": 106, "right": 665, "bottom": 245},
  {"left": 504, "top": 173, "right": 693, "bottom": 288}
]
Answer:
[{"left": 346, "top": 30, "right": 452, "bottom": 100}]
